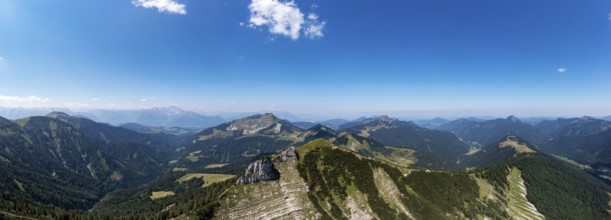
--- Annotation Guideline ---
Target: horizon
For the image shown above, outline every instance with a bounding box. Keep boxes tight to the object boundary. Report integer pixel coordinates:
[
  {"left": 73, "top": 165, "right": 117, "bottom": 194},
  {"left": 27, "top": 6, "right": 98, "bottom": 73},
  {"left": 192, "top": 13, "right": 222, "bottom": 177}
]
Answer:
[
  {"left": 0, "top": 105, "right": 609, "bottom": 122},
  {"left": 1, "top": 1, "right": 611, "bottom": 118}
]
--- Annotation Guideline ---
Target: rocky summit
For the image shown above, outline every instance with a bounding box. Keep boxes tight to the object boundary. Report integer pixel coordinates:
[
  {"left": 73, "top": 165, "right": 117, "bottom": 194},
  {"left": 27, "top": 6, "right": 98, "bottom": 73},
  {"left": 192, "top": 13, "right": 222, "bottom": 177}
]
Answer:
[
  {"left": 276, "top": 146, "right": 299, "bottom": 163},
  {"left": 236, "top": 157, "right": 280, "bottom": 185}
]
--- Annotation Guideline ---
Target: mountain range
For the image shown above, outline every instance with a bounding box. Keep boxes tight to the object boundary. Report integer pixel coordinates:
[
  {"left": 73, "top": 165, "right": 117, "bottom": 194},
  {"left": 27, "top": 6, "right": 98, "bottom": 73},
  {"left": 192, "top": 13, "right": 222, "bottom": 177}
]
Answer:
[{"left": 0, "top": 111, "right": 610, "bottom": 219}]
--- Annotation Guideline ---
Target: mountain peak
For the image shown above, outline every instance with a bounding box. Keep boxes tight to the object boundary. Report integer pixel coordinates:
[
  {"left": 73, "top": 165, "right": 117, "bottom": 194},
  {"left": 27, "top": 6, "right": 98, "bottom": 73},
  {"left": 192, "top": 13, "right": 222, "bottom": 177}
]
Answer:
[
  {"left": 149, "top": 106, "right": 185, "bottom": 116},
  {"left": 506, "top": 115, "right": 520, "bottom": 122},
  {"left": 378, "top": 115, "right": 392, "bottom": 121},
  {"left": 46, "top": 111, "right": 71, "bottom": 118},
  {"left": 368, "top": 115, "right": 399, "bottom": 125},
  {"left": 226, "top": 113, "right": 283, "bottom": 134}
]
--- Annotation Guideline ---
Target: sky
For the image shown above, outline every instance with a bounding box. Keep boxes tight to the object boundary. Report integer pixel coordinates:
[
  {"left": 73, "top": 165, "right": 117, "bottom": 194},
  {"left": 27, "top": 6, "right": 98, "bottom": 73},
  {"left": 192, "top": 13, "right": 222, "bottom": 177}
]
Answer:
[{"left": 1, "top": 0, "right": 611, "bottom": 118}]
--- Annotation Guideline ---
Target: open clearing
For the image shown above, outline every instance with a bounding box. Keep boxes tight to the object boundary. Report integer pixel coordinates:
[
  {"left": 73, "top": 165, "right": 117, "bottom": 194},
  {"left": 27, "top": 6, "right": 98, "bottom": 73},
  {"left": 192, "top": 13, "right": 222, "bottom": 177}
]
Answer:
[
  {"left": 176, "top": 173, "right": 236, "bottom": 187},
  {"left": 205, "top": 163, "right": 229, "bottom": 169},
  {"left": 172, "top": 167, "right": 189, "bottom": 172},
  {"left": 150, "top": 191, "right": 175, "bottom": 200}
]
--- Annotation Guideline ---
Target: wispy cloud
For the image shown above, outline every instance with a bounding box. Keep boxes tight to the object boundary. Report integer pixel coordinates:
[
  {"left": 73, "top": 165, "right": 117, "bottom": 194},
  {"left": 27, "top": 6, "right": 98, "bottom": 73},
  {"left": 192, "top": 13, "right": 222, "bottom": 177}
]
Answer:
[
  {"left": 608, "top": 13, "right": 611, "bottom": 21},
  {"left": 557, "top": 67, "right": 567, "bottom": 73},
  {"left": 132, "top": 0, "right": 187, "bottom": 15},
  {"left": 0, "top": 95, "right": 50, "bottom": 106},
  {"left": 140, "top": 96, "right": 156, "bottom": 102},
  {"left": 248, "top": 0, "right": 325, "bottom": 40},
  {"left": 0, "top": 56, "right": 4, "bottom": 63},
  {"left": 65, "top": 102, "right": 90, "bottom": 108}
]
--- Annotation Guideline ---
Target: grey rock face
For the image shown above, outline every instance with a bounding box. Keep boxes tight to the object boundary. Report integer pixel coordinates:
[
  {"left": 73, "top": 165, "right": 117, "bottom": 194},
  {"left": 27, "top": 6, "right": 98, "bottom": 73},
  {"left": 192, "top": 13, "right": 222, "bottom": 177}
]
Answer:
[
  {"left": 236, "top": 158, "right": 280, "bottom": 185},
  {"left": 277, "top": 147, "right": 298, "bottom": 163}
]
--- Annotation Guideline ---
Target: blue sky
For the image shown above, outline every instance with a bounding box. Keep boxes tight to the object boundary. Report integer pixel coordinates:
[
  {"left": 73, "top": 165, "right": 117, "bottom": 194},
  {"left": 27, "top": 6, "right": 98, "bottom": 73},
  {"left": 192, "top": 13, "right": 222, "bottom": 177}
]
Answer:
[{"left": 1, "top": 0, "right": 610, "bottom": 118}]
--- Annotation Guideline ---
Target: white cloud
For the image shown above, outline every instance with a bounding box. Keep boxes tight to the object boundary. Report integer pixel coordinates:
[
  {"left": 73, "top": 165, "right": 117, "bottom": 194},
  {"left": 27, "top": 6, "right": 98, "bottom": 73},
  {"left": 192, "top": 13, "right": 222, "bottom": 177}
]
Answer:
[
  {"left": 0, "top": 95, "right": 50, "bottom": 106},
  {"left": 0, "top": 56, "right": 4, "bottom": 63},
  {"left": 304, "top": 13, "right": 325, "bottom": 39},
  {"left": 132, "top": 0, "right": 187, "bottom": 15},
  {"left": 557, "top": 67, "right": 567, "bottom": 73},
  {"left": 608, "top": 13, "right": 611, "bottom": 21},
  {"left": 248, "top": 0, "right": 325, "bottom": 40},
  {"left": 91, "top": 98, "right": 100, "bottom": 102}
]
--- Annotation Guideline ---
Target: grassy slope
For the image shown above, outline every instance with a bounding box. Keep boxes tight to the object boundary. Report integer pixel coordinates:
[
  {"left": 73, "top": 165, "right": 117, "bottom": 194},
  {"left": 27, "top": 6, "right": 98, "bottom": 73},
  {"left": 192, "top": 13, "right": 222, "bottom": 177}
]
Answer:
[{"left": 506, "top": 167, "right": 545, "bottom": 220}]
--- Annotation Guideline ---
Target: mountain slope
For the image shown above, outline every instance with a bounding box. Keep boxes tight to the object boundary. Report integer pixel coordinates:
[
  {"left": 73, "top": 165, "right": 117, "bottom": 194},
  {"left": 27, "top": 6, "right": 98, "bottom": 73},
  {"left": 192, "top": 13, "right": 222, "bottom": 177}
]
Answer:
[
  {"left": 172, "top": 113, "right": 305, "bottom": 172},
  {"left": 462, "top": 136, "right": 537, "bottom": 168},
  {"left": 536, "top": 116, "right": 611, "bottom": 140},
  {"left": 438, "top": 116, "right": 540, "bottom": 147},
  {"left": 343, "top": 116, "right": 469, "bottom": 169},
  {"left": 216, "top": 138, "right": 611, "bottom": 220},
  {"left": 332, "top": 132, "right": 417, "bottom": 167},
  {"left": 0, "top": 114, "right": 175, "bottom": 212}
]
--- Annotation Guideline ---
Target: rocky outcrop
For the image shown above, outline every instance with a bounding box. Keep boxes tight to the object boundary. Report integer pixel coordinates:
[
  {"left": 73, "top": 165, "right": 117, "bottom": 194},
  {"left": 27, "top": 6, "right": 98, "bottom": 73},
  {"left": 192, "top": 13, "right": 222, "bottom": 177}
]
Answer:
[
  {"left": 276, "top": 147, "right": 299, "bottom": 163},
  {"left": 236, "top": 158, "right": 280, "bottom": 185}
]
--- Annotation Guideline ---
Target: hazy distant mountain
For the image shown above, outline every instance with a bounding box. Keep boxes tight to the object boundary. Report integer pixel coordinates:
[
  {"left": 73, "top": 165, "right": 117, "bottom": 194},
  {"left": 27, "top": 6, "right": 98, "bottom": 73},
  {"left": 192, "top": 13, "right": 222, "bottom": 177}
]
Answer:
[
  {"left": 291, "top": 121, "right": 318, "bottom": 130},
  {"left": 337, "top": 116, "right": 391, "bottom": 131},
  {"left": 119, "top": 122, "right": 201, "bottom": 145},
  {"left": 411, "top": 117, "right": 449, "bottom": 129},
  {"left": 520, "top": 117, "right": 555, "bottom": 125},
  {"left": 0, "top": 107, "right": 75, "bottom": 119},
  {"left": 536, "top": 116, "right": 611, "bottom": 139},
  {"left": 317, "top": 118, "right": 349, "bottom": 129},
  {"left": 438, "top": 116, "right": 539, "bottom": 147},
  {"left": 291, "top": 118, "right": 349, "bottom": 130},
  {"left": 303, "top": 124, "right": 338, "bottom": 142},
  {"left": 0, "top": 106, "right": 225, "bottom": 128},
  {"left": 119, "top": 123, "right": 201, "bottom": 136},
  {"left": 132, "top": 106, "right": 224, "bottom": 128}
]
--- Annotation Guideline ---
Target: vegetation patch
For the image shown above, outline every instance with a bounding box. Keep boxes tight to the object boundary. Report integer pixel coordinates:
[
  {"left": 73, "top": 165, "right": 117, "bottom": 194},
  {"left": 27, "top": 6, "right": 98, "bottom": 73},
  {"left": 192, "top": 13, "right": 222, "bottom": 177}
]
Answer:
[
  {"left": 0, "top": 155, "right": 10, "bottom": 163},
  {"left": 204, "top": 163, "right": 229, "bottom": 169},
  {"left": 177, "top": 173, "right": 236, "bottom": 187},
  {"left": 465, "top": 146, "right": 482, "bottom": 155},
  {"left": 13, "top": 179, "right": 25, "bottom": 192},
  {"left": 172, "top": 167, "right": 189, "bottom": 172},
  {"left": 498, "top": 137, "right": 535, "bottom": 154},
  {"left": 150, "top": 191, "right": 175, "bottom": 200},
  {"left": 552, "top": 154, "right": 591, "bottom": 170}
]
